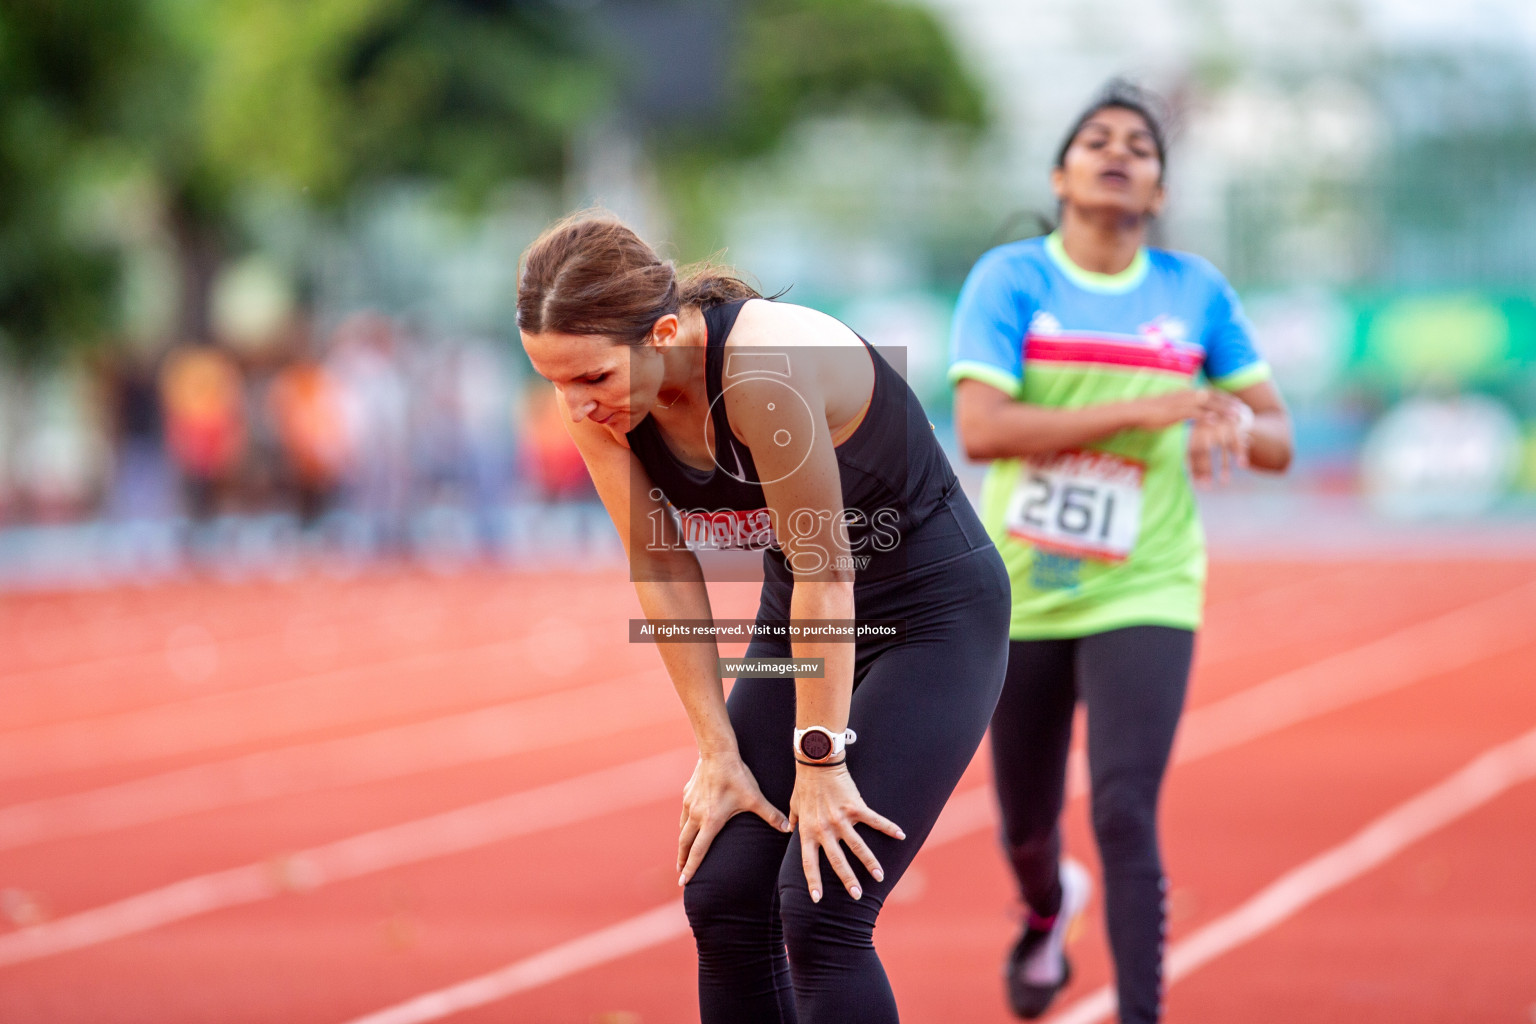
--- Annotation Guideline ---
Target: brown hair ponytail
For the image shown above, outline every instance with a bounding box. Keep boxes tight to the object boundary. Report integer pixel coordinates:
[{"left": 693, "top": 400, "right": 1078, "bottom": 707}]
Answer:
[
  {"left": 677, "top": 260, "right": 763, "bottom": 310},
  {"left": 517, "top": 212, "right": 763, "bottom": 346}
]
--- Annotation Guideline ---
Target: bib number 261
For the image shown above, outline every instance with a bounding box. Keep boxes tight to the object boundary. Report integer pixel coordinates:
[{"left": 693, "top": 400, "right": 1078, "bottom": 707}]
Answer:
[{"left": 1005, "top": 451, "right": 1144, "bottom": 562}]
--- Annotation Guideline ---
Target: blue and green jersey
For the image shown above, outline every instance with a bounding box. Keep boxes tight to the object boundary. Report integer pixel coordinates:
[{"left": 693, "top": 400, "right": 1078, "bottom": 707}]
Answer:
[{"left": 949, "top": 232, "right": 1271, "bottom": 639}]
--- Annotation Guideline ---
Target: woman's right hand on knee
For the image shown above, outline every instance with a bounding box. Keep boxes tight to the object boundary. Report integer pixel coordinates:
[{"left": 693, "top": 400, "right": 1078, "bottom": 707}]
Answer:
[{"left": 677, "top": 753, "right": 792, "bottom": 886}]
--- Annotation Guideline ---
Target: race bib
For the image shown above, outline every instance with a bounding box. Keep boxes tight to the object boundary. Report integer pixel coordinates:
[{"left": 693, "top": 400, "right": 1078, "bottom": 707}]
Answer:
[
  {"left": 1005, "top": 451, "right": 1144, "bottom": 562},
  {"left": 680, "top": 507, "right": 778, "bottom": 551}
]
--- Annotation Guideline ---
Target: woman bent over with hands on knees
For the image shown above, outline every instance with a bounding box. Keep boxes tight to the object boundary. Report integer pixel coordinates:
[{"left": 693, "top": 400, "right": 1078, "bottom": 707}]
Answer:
[
  {"left": 949, "top": 83, "right": 1293, "bottom": 1023},
  {"left": 518, "top": 213, "right": 1009, "bottom": 1023}
]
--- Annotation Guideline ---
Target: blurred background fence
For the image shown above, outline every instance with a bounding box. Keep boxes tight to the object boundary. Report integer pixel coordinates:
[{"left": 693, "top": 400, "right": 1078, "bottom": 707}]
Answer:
[{"left": 4, "top": 0, "right": 1536, "bottom": 585}]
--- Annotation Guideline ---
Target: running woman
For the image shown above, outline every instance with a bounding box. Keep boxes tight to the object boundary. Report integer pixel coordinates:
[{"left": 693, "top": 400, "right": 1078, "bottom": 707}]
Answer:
[
  {"left": 948, "top": 83, "right": 1294, "bottom": 1022},
  {"left": 518, "top": 214, "right": 1010, "bottom": 1024}
]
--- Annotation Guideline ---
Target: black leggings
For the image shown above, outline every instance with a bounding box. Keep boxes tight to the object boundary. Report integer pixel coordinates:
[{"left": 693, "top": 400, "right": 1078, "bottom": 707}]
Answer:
[
  {"left": 990, "top": 626, "right": 1194, "bottom": 1024},
  {"left": 683, "top": 535, "right": 1010, "bottom": 1023}
]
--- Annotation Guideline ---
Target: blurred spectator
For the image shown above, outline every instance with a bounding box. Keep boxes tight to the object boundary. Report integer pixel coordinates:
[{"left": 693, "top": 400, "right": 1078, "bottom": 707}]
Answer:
[
  {"left": 159, "top": 346, "right": 246, "bottom": 520},
  {"left": 521, "top": 383, "right": 594, "bottom": 502},
  {"left": 268, "top": 355, "right": 348, "bottom": 525},
  {"left": 327, "top": 313, "right": 411, "bottom": 549},
  {"left": 10, "top": 368, "right": 108, "bottom": 523},
  {"left": 450, "top": 339, "right": 517, "bottom": 546},
  {"left": 405, "top": 336, "right": 517, "bottom": 546},
  {"left": 102, "top": 350, "right": 177, "bottom": 521}
]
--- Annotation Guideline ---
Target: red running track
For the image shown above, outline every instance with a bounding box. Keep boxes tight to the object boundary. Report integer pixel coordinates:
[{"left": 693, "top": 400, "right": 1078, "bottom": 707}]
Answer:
[{"left": 0, "top": 561, "right": 1533, "bottom": 1022}]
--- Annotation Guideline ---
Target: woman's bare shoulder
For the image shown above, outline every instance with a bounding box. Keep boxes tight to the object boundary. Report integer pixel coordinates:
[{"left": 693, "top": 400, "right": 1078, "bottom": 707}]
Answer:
[{"left": 729, "top": 299, "right": 862, "bottom": 350}]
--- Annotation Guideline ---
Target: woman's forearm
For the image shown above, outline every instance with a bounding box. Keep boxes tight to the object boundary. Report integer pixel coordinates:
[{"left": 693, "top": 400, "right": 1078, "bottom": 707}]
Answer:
[
  {"left": 1245, "top": 409, "right": 1293, "bottom": 472},
  {"left": 957, "top": 391, "right": 1145, "bottom": 460},
  {"left": 634, "top": 566, "right": 738, "bottom": 757},
  {"left": 789, "top": 580, "right": 856, "bottom": 734}
]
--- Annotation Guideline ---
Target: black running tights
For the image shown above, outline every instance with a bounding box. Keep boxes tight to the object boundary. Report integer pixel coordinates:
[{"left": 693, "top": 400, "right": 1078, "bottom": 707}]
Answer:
[
  {"left": 989, "top": 626, "right": 1194, "bottom": 1024},
  {"left": 682, "top": 544, "right": 1010, "bottom": 1024}
]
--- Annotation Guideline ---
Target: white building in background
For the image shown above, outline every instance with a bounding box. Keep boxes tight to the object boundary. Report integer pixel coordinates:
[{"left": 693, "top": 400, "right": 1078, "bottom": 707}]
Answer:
[
  {"left": 917, "top": 0, "right": 1386, "bottom": 283},
  {"left": 919, "top": 0, "right": 1536, "bottom": 287}
]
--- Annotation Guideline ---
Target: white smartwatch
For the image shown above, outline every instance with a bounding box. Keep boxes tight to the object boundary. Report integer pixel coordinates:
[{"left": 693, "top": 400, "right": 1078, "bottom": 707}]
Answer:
[
  {"left": 1231, "top": 400, "right": 1255, "bottom": 439},
  {"left": 794, "top": 725, "right": 857, "bottom": 764}
]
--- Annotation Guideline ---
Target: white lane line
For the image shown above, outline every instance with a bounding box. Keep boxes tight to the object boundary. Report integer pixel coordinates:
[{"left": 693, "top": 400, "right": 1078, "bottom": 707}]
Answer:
[
  {"left": 1194, "top": 565, "right": 1365, "bottom": 668},
  {"left": 345, "top": 902, "right": 692, "bottom": 1024},
  {"left": 0, "top": 572, "right": 568, "bottom": 685},
  {"left": 1045, "top": 722, "right": 1536, "bottom": 1024},
  {"left": 0, "top": 669, "right": 667, "bottom": 852},
  {"left": 0, "top": 566, "right": 1326, "bottom": 774},
  {"left": 933, "top": 577, "right": 1536, "bottom": 842},
  {"left": 0, "top": 589, "right": 310, "bottom": 681},
  {"left": 325, "top": 620, "right": 1536, "bottom": 1024},
  {"left": 6, "top": 581, "right": 1534, "bottom": 980},
  {"left": 0, "top": 626, "right": 621, "bottom": 781},
  {"left": 1174, "top": 578, "right": 1536, "bottom": 762},
  {"left": 11, "top": 578, "right": 1533, "bottom": 852},
  {"left": 0, "top": 747, "right": 695, "bottom": 968},
  {"left": 0, "top": 615, "right": 564, "bottom": 734}
]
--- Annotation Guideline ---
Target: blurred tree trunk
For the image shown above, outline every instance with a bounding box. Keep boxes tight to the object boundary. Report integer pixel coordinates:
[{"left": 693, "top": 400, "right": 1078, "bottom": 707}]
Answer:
[{"left": 169, "top": 200, "right": 223, "bottom": 346}]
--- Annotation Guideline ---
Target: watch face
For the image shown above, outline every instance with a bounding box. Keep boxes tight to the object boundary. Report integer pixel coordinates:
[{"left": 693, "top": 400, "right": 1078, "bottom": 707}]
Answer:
[{"left": 800, "top": 730, "right": 833, "bottom": 761}]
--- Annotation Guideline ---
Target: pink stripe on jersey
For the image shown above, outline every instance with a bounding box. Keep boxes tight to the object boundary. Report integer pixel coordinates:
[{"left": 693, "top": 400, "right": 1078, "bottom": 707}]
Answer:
[{"left": 1026, "top": 334, "right": 1203, "bottom": 376}]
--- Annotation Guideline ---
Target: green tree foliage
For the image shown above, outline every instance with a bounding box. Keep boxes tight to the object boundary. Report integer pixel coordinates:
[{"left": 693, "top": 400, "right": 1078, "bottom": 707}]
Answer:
[
  {"left": 728, "top": 0, "right": 987, "bottom": 157},
  {"left": 194, "top": 0, "right": 606, "bottom": 204},
  {"left": 644, "top": 0, "right": 988, "bottom": 248},
  {"left": 0, "top": 0, "right": 178, "bottom": 360},
  {"left": 0, "top": 0, "right": 986, "bottom": 358}
]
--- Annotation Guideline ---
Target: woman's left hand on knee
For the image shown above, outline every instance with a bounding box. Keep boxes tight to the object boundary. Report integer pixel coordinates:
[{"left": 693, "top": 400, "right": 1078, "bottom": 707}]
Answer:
[{"left": 790, "top": 765, "right": 905, "bottom": 903}]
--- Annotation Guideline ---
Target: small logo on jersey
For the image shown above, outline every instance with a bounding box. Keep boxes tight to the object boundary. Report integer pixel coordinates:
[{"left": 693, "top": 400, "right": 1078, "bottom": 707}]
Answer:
[
  {"left": 1029, "top": 311, "right": 1062, "bottom": 336},
  {"left": 1029, "top": 550, "right": 1082, "bottom": 591},
  {"left": 723, "top": 442, "right": 750, "bottom": 483},
  {"left": 1139, "top": 315, "right": 1189, "bottom": 349}
]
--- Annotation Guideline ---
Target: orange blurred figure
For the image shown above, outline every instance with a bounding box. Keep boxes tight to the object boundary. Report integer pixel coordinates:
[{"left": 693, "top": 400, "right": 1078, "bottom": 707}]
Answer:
[
  {"left": 269, "top": 361, "right": 349, "bottom": 523},
  {"left": 524, "top": 385, "right": 593, "bottom": 501},
  {"left": 159, "top": 347, "right": 246, "bottom": 517}
]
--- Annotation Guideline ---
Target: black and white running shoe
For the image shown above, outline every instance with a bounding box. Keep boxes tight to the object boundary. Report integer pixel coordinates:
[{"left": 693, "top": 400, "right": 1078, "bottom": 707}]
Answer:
[{"left": 1005, "top": 858, "right": 1092, "bottom": 1019}]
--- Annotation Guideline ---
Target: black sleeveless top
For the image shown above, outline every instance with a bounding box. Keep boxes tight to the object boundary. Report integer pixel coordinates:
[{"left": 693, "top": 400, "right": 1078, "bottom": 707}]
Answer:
[{"left": 626, "top": 299, "right": 960, "bottom": 574}]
